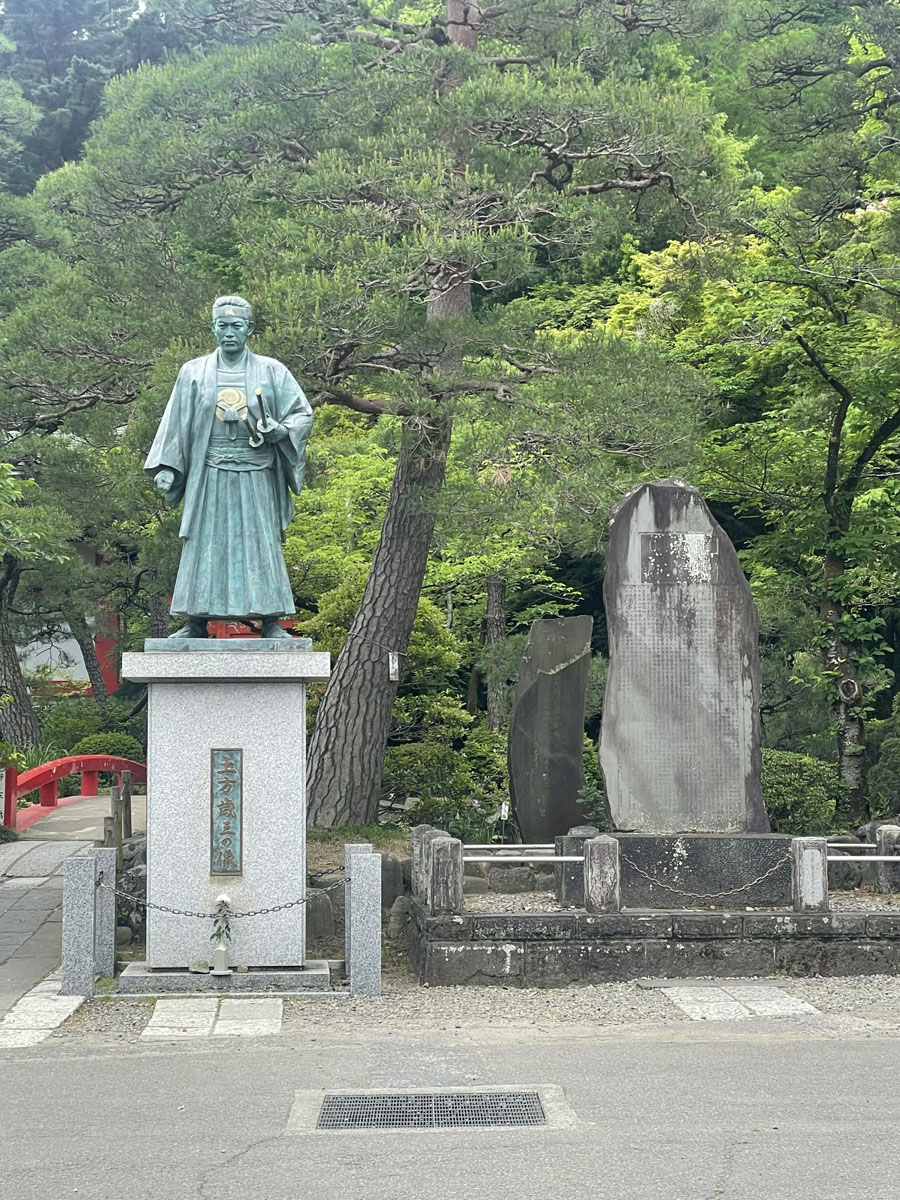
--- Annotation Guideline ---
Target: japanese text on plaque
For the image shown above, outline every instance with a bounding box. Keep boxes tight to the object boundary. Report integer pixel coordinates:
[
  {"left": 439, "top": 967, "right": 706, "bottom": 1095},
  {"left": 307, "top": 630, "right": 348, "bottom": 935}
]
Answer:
[{"left": 211, "top": 749, "right": 242, "bottom": 874}]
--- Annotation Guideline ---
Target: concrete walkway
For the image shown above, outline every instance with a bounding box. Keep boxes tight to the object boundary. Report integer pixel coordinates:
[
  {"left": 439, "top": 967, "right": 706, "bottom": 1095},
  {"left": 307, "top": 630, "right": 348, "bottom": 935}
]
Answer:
[{"left": 0, "top": 794, "right": 146, "bottom": 1016}]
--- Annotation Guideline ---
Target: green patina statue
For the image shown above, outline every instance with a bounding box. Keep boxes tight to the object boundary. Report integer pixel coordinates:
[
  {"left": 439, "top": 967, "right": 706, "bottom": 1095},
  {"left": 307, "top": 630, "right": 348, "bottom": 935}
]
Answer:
[{"left": 145, "top": 295, "right": 313, "bottom": 639}]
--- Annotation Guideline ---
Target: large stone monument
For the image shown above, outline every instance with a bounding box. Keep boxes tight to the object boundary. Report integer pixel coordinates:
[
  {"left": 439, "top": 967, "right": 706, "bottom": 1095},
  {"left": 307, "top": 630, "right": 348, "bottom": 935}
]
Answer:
[
  {"left": 508, "top": 616, "right": 593, "bottom": 842},
  {"left": 121, "top": 295, "right": 330, "bottom": 979},
  {"left": 599, "top": 479, "right": 768, "bottom": 834}
]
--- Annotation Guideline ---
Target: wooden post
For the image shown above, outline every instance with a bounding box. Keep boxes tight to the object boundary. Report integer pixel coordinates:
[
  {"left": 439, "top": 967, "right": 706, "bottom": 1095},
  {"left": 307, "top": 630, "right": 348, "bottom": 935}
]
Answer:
[
  {"left": 120, "top": 770, "right": 133, "bottom": 840},
  {"left": 40, "top": 779, "right": 59, "bottom": 807},
  {"left": 102, "top": 816, "right": 114, "bottom": 848},
  {"left": 1, "top": 765, "right": 16, "bottom": 829},
  {"left": 80, "top": 770, "right": 99, "bottom": 797},
  {"left": 110, "top": 783, "right": 124, "bottom": 872}
]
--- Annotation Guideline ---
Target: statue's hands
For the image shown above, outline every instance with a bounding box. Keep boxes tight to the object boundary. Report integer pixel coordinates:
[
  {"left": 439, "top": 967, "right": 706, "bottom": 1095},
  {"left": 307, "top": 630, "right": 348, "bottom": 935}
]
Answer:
[
  {"left": 155, "top": 468, "right": 176, "bottom": 493},
  {"left": 262, "top": 423, "right": 288, "bottom": 443}
]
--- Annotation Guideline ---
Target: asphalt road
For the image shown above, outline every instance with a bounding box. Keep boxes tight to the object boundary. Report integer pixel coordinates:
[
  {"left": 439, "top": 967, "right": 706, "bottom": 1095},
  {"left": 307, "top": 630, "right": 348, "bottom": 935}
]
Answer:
[{"left": 2, "top": 1020, "right": 895, "bottom": 1200}]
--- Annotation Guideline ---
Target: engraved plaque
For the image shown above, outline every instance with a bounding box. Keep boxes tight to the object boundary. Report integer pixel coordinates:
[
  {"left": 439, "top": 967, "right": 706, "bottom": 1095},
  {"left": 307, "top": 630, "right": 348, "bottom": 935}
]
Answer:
[
  {"left": 211, "top": 749, "right": 243, "bottom": 874},
  {"left": 640, "top": 533, "right": 715, "bottom": 584}
]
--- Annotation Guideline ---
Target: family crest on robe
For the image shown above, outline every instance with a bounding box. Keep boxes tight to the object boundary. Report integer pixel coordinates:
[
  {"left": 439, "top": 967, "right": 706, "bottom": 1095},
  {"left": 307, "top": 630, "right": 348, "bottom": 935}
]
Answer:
[{"left": 145, "top": 347, "right": 313, "bottom": 620}]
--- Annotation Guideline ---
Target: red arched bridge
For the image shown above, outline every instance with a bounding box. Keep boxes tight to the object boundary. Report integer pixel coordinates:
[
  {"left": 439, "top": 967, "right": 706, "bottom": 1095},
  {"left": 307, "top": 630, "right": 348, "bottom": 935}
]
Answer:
[{"left": 2, "top": 755, "right": 147, "bottom": 832}]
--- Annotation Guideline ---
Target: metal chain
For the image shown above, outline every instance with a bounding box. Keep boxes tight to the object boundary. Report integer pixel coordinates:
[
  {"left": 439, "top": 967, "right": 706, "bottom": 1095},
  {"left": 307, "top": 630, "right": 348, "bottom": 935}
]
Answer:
[
  {"left": 618, "top": 850, "right": 792, "bottom": 902},
  {"left": 100, "top": 874, "right": 348, "bottom": 920}
]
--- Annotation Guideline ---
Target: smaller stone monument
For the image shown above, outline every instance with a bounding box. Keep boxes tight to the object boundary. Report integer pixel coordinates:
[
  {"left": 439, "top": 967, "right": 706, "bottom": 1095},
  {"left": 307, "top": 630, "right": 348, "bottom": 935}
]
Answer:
[
  {"left": 599, "top": 479, "right": 768, "bottom": 834},
  {"left": 508, "top": 616, "right": 593, "bottom": 842}
]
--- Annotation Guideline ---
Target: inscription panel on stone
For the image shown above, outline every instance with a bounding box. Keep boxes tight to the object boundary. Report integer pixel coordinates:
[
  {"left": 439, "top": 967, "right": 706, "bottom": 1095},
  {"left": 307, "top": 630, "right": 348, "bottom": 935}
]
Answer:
[
  {"left": 210, "top": 748, "right": 243, "bottom": 875},
  {"left": 641, "top": 533, "right": 716, "bottom": 585},
  {"left": 618, "top": 586, "right": 748, "bottom": 823}
]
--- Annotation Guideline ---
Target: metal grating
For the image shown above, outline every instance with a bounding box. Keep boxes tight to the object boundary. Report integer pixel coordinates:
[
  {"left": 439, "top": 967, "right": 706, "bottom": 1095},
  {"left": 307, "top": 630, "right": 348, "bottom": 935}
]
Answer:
[{"left": 317, "top": 1091, "right": 546, "bottom": 1130}]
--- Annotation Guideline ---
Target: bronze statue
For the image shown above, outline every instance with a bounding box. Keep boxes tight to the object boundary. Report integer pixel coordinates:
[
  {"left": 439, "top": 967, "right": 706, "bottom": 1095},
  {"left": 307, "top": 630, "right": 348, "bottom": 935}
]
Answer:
[{"left": 145, "top": 296, "right": 313, "bottom": 638}]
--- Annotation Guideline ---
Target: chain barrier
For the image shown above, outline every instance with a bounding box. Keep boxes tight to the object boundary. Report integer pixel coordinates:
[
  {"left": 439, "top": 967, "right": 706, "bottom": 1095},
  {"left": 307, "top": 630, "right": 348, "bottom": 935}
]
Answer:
[
  {"left": 618, "top": 850, "right": 793, "bottom": 902},
  {"left": 99, "top": 867, "right": 348, "bottom": 921}
]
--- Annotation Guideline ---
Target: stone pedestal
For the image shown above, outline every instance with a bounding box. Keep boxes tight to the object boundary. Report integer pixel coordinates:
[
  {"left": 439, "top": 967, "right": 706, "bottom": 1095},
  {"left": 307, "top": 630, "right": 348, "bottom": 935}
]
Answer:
[{"left": 122, "top": 641, "right": 330, "bottom": 969}]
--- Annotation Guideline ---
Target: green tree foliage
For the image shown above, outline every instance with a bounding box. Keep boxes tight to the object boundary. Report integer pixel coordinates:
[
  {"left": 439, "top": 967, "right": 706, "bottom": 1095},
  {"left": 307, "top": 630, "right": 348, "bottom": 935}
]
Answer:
[{"left": 761, "top": 748, "right": 845, "bottom": 835}]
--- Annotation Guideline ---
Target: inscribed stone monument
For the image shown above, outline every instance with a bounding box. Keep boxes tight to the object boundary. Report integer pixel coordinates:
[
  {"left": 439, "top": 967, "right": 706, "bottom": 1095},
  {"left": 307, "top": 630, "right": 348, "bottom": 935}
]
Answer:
[
  {"left": 508, "top": 616, "right": 593, "bottom": 842},
  {"left": 599, "top": 479, "right": 768, "bottom": 833},
  {"left": 145, "top": 295, "right": 313, "bottom": 639}
]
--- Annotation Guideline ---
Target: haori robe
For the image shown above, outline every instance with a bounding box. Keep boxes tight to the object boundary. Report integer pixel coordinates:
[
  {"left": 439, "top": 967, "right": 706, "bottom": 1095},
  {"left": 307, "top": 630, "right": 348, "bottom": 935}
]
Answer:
[{"left": 144, "top": 349, "right": 313, "bottom": 619}]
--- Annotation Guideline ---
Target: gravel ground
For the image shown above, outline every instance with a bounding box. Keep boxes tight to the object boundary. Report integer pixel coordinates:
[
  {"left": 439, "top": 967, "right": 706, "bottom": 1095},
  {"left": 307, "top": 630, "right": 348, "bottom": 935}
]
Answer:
[{"left": 51, "top": 891, "right": 900, "bottom": 1039}]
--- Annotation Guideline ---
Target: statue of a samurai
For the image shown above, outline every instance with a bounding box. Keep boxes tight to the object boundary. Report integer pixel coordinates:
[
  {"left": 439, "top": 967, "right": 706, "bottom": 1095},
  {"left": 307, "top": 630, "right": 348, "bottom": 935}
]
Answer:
[{"left": 145, "top": 295, "right": 313, "bottom": 639}]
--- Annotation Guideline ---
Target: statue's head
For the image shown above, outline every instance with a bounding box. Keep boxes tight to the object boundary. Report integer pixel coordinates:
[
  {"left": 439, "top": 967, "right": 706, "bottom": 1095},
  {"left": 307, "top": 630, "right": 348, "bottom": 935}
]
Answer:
[{"left": 211, "top": 295, "right": 254, "bottom": 356}]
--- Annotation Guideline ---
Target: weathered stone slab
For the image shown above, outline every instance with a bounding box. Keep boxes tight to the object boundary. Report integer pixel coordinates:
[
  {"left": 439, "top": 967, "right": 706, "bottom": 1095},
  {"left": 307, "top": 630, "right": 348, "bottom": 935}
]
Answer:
[
  {"left": 599, "top": 479, "right": 768, "bottom": 833},
  {"left": 472, "top": 915, "right": 576, "bottom": 941},
  {"left": 508, "top": 616, "right": 592, "bottom": 841},
  {"left": 523, "top": 941, "right": 648, "bottom": 986},
  {"left": 644, "top": 939, "right": 776, "bottom": 979},
  {"left": 575, "top": 913, "right": 673, "bottom": 939},
  {"left": 671, "top": 912, "right": 743, "bottom": 939},
  {"left": 616, "top": 833, "right": 792, "bottom": 909}
]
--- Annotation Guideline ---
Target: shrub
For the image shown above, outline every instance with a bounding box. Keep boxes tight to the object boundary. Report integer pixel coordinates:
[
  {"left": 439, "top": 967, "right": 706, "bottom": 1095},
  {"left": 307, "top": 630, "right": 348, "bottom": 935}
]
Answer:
[
  {"left": 70, "top": 733, "right": 145, "bottom": 763},
  {"left": 761, "top": 749, "right": 845, "bottom": 835},
  {"left": 42, "top": 696, "right": 145, "bottom": 754}
]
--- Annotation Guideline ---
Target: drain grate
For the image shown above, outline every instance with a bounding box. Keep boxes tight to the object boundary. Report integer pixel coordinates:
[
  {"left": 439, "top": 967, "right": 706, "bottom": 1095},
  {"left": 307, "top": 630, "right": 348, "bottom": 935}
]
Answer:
[{"left": 317, "top": 1090, "right": 546, "bottom": 1130}]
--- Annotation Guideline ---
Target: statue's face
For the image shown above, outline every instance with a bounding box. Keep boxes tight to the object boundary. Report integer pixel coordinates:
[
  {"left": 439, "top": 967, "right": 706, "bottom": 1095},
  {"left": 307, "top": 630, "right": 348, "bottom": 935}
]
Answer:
[{"left": 212, "top": 314, "right": 252, "bottom": 356}]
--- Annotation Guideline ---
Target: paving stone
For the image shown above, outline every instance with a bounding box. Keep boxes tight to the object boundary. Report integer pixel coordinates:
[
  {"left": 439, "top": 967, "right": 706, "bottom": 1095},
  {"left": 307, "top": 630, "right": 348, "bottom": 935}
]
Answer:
[
  {"left": 4, "top": 843, "right": 85, "bottom": 877},
  {"left": 1, "top": 994, "right": 83, "bottom": 1029},
  {"left": 723, "top": 985, "right": 818, "bottom": 1016},
  {"left": 141, "top": 997, "right": 219, "bottom": 1040},
  {"left": 212, "top": 998, "right": 283, "bottom": 1038},
  {"left": 0, "top": 1028, "right": 51, "bottom": 1048},
  {"left": 661, "top": 986, "right": 752, "bottom": 1021},
  {"left": 0, "top": 843, "right": 40, "bottom": 874}
]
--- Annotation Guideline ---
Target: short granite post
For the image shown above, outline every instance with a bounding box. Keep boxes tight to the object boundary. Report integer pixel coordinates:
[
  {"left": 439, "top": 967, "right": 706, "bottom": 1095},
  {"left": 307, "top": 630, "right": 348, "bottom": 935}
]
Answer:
[
  {"left": 555, "top": 825, "right": 600, "bottom": 908},
  {"left": 791, "top": 837, "right": 829, "bottom": 913},
  {"left": 348, "top": 850, "right": 382, "bottom": 997},
  {"left": 428, "top": 837, "right": 464, "bottom": 916},
  {"left": 584, "top": 835, "right": 620, "bottom": 913},
  {"left": 344, "top": 842, "right": 372, "bottom": 966},
  {"left": 876, "top": 824, "right": 900, "bottom": 893},
  {"left": 92, "top": 847, "right": 117, "bottom": 978},
  {"left": 61, "top": 856, "right": 98, "bottom": 997}
]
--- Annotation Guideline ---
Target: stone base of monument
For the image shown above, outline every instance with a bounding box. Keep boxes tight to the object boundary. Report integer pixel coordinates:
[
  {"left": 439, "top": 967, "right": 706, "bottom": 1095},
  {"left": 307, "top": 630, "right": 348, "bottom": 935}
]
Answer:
[
  {"left": 408, "top": 902, "right": 900, "bottom": 987},
  {"left": 116, "top": 960, "right": 333, "bottom": 994},
  {"left": 121, "top": 641, "right": 331, "bottom": 972},
  {"left": 595, "top": 833, "right": 795, "bottom": 910}
]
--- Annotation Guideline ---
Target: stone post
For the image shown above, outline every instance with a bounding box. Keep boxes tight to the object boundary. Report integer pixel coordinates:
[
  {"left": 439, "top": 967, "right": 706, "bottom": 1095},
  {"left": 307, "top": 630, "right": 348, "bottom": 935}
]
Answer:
[
  {"left": 92, "top": 847, "right": 117, "bottom": 979},
  {"left": 61, "top": 856, "right": 98, "bottom": 997},
  {"left": 410, "top": 824, "right": 436, "bottom": 899},
  {"left": 584, "top": 836, "right": 620, "bottom": 913},
  {"left": 555, "top": 825, "right": 600, "bottom": 908},
  {"left": 428, "top": 836, "right": 464, "bottom": 916},
  {"left": 876, "top": 824, "right": 900, "bottom": 894},
  {"left": 791, "top": 837, "right": 829, "bottom": 913},
  {"left": 344, "top": 842, "right": 372, "bottom": 965},
  {"left": 348, "top": 850, "right": 382, "bottom": 997}
]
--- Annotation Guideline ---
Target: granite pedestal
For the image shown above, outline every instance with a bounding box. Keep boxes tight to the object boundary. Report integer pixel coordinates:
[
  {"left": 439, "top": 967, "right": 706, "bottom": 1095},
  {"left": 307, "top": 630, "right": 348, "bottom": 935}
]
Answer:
[{"left": 121, "top": 641, "right": 330, "bottom": 971}]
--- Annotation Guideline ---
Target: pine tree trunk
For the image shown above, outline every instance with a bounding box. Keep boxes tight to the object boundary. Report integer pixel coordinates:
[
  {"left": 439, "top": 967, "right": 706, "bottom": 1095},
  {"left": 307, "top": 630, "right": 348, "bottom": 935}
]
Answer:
[
  {"left": 820, "top": 548, "right": 865, "bottom": 812},
  {"left": 149, "top": 585, "right": 170, "bottom": 638},
  {"left": 304, "top": 0, "right": 479, "bottom": 826},
  {"left": 65, "top": 609, "right": 109, "bottom": 705},
  {"left": 485, "top": 574, "right": 507, "bottom": 732},
  {"left": 306, "top": 415, "right": 452, "bottom": 825},
  {"left": 0, "top": 555, "right": 41, "bottom": 748}
]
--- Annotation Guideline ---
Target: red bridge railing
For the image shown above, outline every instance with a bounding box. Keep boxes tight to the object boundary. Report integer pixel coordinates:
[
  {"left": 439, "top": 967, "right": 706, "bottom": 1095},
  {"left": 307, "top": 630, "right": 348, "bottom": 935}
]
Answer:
[{"left": 2, "top": 755, "right": 147, "bottom": 830}]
